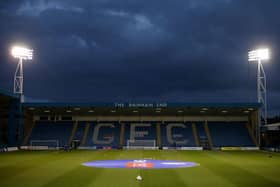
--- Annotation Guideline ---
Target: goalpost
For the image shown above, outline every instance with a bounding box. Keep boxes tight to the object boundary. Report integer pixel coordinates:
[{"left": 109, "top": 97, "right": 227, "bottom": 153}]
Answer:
[
  {"left": 126, "top": 139, "right": 158, "bottom": 150},
  {"left": 30, "top": 140, "right": 59, "bottom": 150}
]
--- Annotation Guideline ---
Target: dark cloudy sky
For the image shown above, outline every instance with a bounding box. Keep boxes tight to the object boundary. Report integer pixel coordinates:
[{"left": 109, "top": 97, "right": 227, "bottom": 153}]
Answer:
[{"left": 0, "top": 0, "right": 279, "bottom": 115}]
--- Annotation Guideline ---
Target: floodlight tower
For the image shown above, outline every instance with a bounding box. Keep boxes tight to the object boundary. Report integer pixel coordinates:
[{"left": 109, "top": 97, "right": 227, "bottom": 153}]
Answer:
[
  {"left": 11, "top": 46, "right": 33, "bottom": 102},
  {"left": 248, "top": 48, "right": 269, "bottom": 127}
]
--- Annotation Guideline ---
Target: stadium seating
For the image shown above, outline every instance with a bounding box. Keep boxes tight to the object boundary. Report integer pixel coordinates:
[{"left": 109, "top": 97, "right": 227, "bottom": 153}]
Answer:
[
  {"left": 85, "top": 122, "right": 120, "bottom": 147},
  {"left": 196, "top": 122, "right": 208, "bottom": 140},
  {"left": 28, "top": 121, "right": 73, "bottom": 147},
  {"left": 161, "top": 123, "right": 196, "bottom": 147},
  {"left": 123, "top": 122, "right": 157, "bottom": 145},
  {"left": 26, "top": 121, "right": 256, "bottom": 148},
  {"left": 208, "top": 122, "right": 255, "bottom": 147},
  {"left": 72, "top": 122, "right": 87, "bottom": 143}
]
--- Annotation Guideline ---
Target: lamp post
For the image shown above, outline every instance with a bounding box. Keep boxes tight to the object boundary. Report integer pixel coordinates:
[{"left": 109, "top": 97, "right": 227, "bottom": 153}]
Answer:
[{"left": 11, "top": 46, "right": 33, "bottom": 102}]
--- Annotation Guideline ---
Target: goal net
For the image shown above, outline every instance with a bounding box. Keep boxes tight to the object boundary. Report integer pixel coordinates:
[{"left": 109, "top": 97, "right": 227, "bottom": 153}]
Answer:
[
  {"left": 126, "top": 139, "right": 157, "bottom": 150},
  {"left": 30, "top": 140, "right": 59, "bottom": 150}
]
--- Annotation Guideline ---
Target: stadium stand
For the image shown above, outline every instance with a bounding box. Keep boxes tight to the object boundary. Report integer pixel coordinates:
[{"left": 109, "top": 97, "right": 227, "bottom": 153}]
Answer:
[
  {"left": 208, "top": 122, "right": 255, "bottom": 147},
  {"left": 24, "top": 121, "right": 259, "bottom": 149},
  {"left": 72, "top": 121, "right": 86, "bottom": 144},
  {"left": 29, "top": 121, "right": 73, "bottom": 147},
  {"left": 85, "top": 122, "right": 120, "bottom": 148},
  {"left": 0, "top": 89, "right": 21, "bottom": 148},
  {"left": 124, "top": 122, "right": 157, "bottom": 144},
  {"left": 161, "top": 123, "right": 196, "bottom": 147},
  {"left": 196, "top": 122, "right": 208, "bottom": 140},
  {"left": 20, "top": 102, "right": 261, "bottom": 150}
]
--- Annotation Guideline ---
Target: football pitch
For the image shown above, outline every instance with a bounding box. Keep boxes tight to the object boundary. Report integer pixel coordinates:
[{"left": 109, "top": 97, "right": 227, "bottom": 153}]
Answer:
[{"left": 0, "top": 150, "right": 279, "bottom": 187}]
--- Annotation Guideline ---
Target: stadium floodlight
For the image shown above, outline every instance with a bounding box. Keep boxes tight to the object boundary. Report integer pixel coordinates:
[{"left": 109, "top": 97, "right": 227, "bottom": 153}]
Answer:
[
  {"left": 11, "top": 46, "right": 33, "bottom": 102},
  {"left": 11, "top": 46, "right": 33, "bottom": 60},
  {"left": 248, "top": 48, "right": 269, "bottom": 62},
  {"left": 248, "top": 48, "right": 270, "bottom": 146}
]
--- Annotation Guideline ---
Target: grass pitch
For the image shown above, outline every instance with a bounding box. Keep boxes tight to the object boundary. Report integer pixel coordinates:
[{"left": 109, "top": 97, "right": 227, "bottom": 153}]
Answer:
[{"left": 0, "top": 150, "right": 279, "bottom": 187}]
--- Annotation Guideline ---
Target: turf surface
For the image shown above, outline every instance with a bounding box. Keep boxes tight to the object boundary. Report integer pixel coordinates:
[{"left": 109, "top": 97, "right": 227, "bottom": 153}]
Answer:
[{"left": 0, "top": 150, "right": 279, "bottom": 187}]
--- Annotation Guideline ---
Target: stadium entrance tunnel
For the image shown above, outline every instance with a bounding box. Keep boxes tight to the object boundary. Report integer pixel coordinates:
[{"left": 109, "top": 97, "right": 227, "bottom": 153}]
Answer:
[{"left": 82, "top": 159, "right": 199, "bottom": 169}]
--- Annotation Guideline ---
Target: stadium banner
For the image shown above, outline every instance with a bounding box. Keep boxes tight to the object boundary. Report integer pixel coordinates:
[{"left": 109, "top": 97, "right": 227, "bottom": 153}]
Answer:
[
  {"left": 263, "top": 147, "right": 280, "bottom": 152},
  {"left": 123, "top": 146, "right": 159, "bottom": 150},
  {"left": 26, "top": 146, "right": 59, "bottom": 150},
  {"left": 221, "top": 147, "right": 242, "bottom": 151},
  {"left": 28, "top": 146, "right": 49, "bottom": 150},
  {"left": 77, "top": 146, "right": 97, "bottom": 150},
  {"left": 95, "top": 146, "right": 115, "bottom": 150},
  {"left": 221, "top": 147, "right": 259, "bottom": 151},
  {"left": 7, "top": 147, "right": 18, "bottom": 152},
  {"left": 179, "top": 147, "right": 203, "bottom": 150},
  {"left": 20, "top": 146, "right": 29, "bottom": 150},
  {"left": 240, "top": 147, "right": 259, "bottom": 150},
  {"left": 162, "top": 147, "right": 203, "bottom": 150}
]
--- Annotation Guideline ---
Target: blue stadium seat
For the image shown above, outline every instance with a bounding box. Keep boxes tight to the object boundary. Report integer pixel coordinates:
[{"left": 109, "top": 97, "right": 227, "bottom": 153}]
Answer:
[
  {"left": 161, "top": 123, "right": 196, "bottom": 147},
  {"left": 196, "top": 122, "right": 208, "bottom": 140},
  {"left": 85, "top": 122, "right": 120, "bottom": 147},
  {"left": 208, "top": 122, "right": 255, "bottom": 147},
  {"left": 123, "top": 122, "right": 157, "bottom": 145},
  {"left": 27, "top": 121, "right": 256, "bottom": 148},
  {"left": 29, "top": 121, "right": 73, "bottom": 147},
  {"left": 72, "top": 121, "right": 87, "bottom": 142}
]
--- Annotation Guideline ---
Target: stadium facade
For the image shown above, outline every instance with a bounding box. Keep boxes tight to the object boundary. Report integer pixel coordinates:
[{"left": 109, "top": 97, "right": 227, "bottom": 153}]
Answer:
[{"left": 1, "top": 89, "right": 264, "bottom": 150}]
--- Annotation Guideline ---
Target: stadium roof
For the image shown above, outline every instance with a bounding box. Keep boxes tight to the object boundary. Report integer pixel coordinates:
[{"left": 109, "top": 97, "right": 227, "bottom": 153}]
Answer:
[
  {"left": 23, "top": 102, "right": 261, "bottom": 108},
  {"left": 0, "top": 88, "right": 19, "bottom": 99},
  {"left": 0, "top": 89, "right": 20, "bottom": 116},
  {"left": 23, "top": 102, "right": 261, "bottom": 116},
  {"left": 0, "top": 89, "right": 261, "bottom": 116}
]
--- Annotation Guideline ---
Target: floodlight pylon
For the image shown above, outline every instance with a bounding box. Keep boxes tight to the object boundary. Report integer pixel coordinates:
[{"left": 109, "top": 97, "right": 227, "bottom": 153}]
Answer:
[
  {"left": 248, "top": 48, "right": 270, "bottom": 146},
  {"left": 11, "top": 46, "right": 33, "bottom": 102}
]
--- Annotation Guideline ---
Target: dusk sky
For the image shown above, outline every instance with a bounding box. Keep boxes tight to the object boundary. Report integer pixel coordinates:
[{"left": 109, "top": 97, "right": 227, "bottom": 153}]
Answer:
[{"left": 0, "top": 0, "right": 279, "bottom": 115}]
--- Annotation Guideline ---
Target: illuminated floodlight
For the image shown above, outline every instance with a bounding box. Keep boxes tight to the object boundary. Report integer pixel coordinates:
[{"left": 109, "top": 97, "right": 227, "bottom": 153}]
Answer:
[
  {"left": 247, "top": 47, "right": 271, "bottom": 145},
  {"left": 248, "top": 48, "right": 269, "bottom": 61},
  {"left": 11, "top": 46, "right": 33, "bottom": 60},
  {"left": 11, "top": 45, "right": 34, "bottom": 102},
  {"left": 248, "top": 47, "right": 270, "bottom": 126}
]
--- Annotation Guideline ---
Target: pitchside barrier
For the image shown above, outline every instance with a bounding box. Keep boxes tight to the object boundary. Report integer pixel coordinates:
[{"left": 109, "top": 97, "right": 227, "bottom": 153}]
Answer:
[
  {"left": 77, "top": 146, "right": 97, "bottom": 150},
  {"left": 0, "top": 147, "right": 19, "bottom": 152},
  {"left": 7, "top": 147, "right": 19, "bottom": 151},
  {"left": 162, "top": 147, "right": 203, "bottom": 150},
  {"left": 262, "top": 147, "right": 280, "bottom": 152},
  {"left": 123, "top": 146, "right": 159, "bottom": 150},
  {"left": 21, "top": 146, "right": 49, "bottom": 150},
  {"left": 77, "top": 146, "right": 118, "bottom": 150},
  {"left": 220, "top": 147, "right": 259, "bottom": 151},
  {"left": 29, "top": 140, "right": 59, "bottom": 150}
]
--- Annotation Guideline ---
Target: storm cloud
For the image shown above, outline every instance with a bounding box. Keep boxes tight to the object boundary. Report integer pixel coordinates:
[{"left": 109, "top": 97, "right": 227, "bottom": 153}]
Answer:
[{"left": 0, "top": 0, "right": 279, "bottom": 115}]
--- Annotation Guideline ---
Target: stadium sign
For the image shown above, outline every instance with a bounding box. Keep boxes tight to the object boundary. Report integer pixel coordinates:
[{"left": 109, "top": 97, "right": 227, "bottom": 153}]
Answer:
[{"left": 114, "top": 103, "right": 168, "bottom": 108}]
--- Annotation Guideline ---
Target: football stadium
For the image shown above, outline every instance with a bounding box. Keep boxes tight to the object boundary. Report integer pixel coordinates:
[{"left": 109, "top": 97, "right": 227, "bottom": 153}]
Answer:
[
  {"left": 1, "top": 88, "right": 280, "bottom": 187},
  {"left": 1, "top": 1, "right": 280, "bottom": 187}
]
